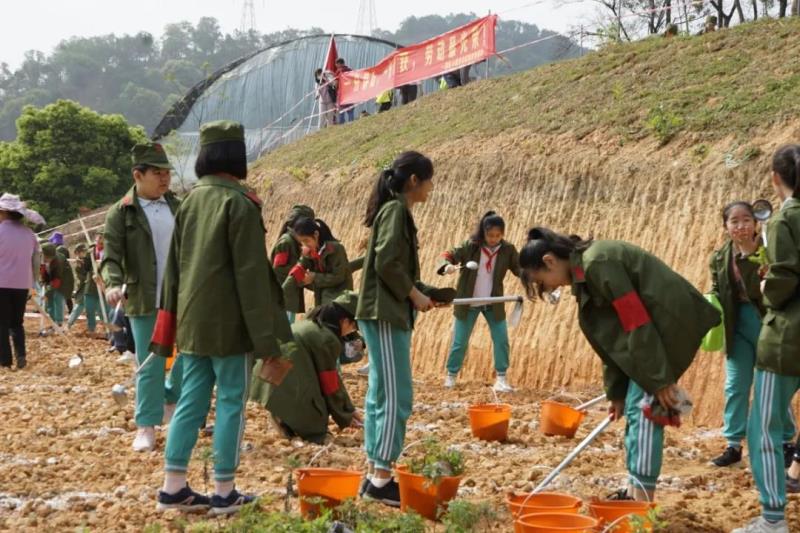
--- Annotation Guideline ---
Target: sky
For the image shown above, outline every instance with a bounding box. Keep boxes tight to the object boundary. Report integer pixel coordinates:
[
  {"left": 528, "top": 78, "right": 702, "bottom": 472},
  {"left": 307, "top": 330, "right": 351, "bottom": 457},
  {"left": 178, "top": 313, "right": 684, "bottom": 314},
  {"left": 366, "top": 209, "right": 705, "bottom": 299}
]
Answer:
[{"left": 0, "top": 0, "right": 595, "bottom": 69}]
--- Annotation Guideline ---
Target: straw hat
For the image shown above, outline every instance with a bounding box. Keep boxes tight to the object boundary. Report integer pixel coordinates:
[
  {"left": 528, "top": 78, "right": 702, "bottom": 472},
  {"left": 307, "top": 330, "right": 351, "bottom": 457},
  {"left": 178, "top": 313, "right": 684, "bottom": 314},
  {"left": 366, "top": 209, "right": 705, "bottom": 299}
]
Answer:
[{"left": 0, "top": 193, "right": 45, "bottom": 225}]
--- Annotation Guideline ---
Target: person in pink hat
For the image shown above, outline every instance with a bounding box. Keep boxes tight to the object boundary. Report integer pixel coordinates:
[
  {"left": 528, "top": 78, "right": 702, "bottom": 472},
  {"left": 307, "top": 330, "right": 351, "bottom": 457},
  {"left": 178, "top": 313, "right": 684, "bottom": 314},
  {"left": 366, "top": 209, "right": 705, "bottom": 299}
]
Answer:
[{"left": 0, "top": 193, "right": 44, "bottom": 369}]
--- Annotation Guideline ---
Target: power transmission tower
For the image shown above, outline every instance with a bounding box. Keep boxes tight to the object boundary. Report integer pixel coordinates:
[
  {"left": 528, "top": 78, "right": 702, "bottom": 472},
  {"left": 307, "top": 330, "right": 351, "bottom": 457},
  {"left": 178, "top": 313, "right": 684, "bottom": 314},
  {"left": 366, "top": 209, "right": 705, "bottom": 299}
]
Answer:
[
  {"left": 240, "top": 0, "right": 257, "bottom": 33},
  {"left": 356, "top": 0, "right": 378, "bottom": 36}
]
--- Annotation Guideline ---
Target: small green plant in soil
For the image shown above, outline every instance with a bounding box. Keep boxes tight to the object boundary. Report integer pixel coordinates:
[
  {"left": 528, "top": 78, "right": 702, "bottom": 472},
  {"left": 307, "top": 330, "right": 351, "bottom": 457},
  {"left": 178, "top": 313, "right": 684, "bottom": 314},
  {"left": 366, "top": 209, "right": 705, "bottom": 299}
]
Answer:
[
  {"left": 404, "top": 437, "right": 465, "bottom": 485},
  {"left": 629, "top": 505, "right": 668, "bottom": 532},
  {"left": 646, "top": 105, "right": 684, "bottom": 146},
  {"left": 440, "top": 499, "right": 497, "bottom": 532},
  {"left": 285, "top": 454, "right": 302, "bottom": 513},
  {"left": 198, "top": 446, "right": 215, "bottom": 495}
]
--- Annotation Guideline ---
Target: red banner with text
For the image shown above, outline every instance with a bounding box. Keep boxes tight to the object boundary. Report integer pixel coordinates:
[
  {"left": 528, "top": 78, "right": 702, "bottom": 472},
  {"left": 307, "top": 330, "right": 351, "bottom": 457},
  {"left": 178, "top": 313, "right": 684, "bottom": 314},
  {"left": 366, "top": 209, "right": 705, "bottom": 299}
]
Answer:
[{"left": 337, "top": 15, "right": 497, "bottom": 106}]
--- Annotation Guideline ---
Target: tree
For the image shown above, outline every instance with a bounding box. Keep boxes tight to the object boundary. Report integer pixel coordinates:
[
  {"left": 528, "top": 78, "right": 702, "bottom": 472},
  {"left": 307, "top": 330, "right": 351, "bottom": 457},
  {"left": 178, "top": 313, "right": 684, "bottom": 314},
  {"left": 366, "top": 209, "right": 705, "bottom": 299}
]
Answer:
[{"left": 0, "top": 100, "right": 145, "bottom": 225}]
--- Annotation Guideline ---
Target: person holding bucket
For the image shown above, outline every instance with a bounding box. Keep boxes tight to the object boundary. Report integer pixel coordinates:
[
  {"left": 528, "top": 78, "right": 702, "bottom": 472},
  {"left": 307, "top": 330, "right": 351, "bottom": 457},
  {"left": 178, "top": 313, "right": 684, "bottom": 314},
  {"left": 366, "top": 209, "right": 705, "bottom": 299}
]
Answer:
[
  {"left": 437, "top": 211, "right": 521, "bottom": 392},
  {"left": 252, "top": 291, "right": 363, "bottom": 443},
  {"left": 356, "top": 151, "right": 449, "bottom": 507},
  {"left": 708, "top": 201, "right": 796, "bottom": 469},
  {"left": 731, "top": 146, "right": 800, "bottom": 533},
  {"left": 272, "top": 205, "right": 316, "bottom": 323},
  {"left": 518, "top": 227, "right": 720, "bottom": 501}
]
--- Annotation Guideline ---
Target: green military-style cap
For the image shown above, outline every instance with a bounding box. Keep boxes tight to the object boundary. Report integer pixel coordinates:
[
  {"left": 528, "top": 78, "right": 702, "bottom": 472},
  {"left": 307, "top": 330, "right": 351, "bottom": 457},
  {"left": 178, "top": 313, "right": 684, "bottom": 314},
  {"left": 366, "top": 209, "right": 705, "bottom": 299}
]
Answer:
[
  {"left": 332, "top": 290, "right": 358, "bottom": 318},
  {"left": 199, "top": 120, "right": 245, "bottom": 146},
  {"left": 41, "top": 243, "right": 56, "bottom": 258},
  {"left": 131, "top": 142, "right": 173, "bottom": 170}
]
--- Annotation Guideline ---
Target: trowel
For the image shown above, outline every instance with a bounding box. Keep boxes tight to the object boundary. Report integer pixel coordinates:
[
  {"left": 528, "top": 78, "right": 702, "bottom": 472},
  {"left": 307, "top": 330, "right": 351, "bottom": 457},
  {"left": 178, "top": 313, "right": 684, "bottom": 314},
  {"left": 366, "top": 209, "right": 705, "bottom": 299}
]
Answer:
[{"left": 753, "top": 198, "right": 773, "bottom": 247}]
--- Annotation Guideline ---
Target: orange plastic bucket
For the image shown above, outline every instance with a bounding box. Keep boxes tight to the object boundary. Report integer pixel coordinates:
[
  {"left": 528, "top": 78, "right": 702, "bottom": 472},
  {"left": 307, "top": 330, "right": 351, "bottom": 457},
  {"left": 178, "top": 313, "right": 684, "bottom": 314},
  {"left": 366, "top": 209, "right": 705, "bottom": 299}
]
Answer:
[
  {"left": 515, "top": 512, "right": 599, "bottom": 533},
  {"left": 396, "top": 465, "right": 462, "bottom": 521},
  {"left": 506, "top": 492, "right": 582, "bottom": 518},
  {"left": 588, "top": 500, "right": 656, "bottom": 533},
  {"left": 468, "top": 403, "right": 512, "bottom": 441},
  {"left": 296, "top": 468, "right": 362, "bottom": 518},
  {"left": 540, "top": 400, "right": 585, "bottom": 438}
]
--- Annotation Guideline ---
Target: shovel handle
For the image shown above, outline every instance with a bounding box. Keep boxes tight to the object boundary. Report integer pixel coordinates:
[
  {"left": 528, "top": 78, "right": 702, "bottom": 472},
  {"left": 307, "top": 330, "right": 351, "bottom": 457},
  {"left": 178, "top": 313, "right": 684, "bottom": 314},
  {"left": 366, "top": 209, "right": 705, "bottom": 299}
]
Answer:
[
  {"left": 576, "top": 394, "right": 607, "bottom": 411},
  {"left": 531, "top": 415, "right": 613, "bottom": 495},
  {"left": 134, "top": 353, "right": 158, "bottom": 377},
  {"left": 452, "top": 296, "right": 523, "bottom": 306}
]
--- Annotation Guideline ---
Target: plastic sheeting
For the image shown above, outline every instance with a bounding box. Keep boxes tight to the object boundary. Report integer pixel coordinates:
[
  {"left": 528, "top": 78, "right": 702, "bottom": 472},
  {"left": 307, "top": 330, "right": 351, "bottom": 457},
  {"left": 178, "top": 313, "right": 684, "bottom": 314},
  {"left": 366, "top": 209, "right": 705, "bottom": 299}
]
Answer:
[{"left": 153, "top": 34, "right": 434, "bottom": 183}]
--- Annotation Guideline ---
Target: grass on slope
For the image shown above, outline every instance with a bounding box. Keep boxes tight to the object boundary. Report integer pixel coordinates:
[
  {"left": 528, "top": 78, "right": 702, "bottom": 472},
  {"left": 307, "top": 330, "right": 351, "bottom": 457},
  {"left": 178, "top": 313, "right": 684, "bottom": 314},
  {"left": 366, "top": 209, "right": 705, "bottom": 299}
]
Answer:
[{"left": 255, "top": 17, "right": 800, "bottom": 174}]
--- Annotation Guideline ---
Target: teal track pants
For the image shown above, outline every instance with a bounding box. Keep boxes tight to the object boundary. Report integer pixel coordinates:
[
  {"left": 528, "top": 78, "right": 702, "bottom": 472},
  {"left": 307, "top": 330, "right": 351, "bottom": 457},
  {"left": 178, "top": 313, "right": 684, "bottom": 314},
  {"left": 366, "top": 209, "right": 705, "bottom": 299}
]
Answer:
[
  {"left": 359, "top": 320, "right": 412, "bottom": 471},
  {"left": 445, "top": 306, "right": 510, "bottom": 376},
  {"left": 129, "top": 314, "right": 183, "bottom": 427},
  {"left": 723, "top": 303, "right": 795, "bottom": 446},
  {"left": 45, "top": 292, "right": 65, "bottom": 325},
  {"left": 164, "top": 353, "right": 252, "bottom": 481},
  {"left": 747, "top": 369, "right": 800, "bottom": 522},
  {"left": 68, "top": 294, "right": 101, "bottom": 332},
  {"left": 624, "top": 380, "right": 663, "bottom": 491}
]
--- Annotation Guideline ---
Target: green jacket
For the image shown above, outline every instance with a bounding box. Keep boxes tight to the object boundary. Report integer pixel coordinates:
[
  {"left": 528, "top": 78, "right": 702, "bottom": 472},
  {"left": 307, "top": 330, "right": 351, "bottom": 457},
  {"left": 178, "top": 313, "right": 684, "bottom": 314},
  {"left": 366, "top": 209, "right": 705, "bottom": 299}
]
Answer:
[
  {"left": 283, "top": 241, "right": 353, "bottom": 308},
  {"left": 709, "top": 239, "right": 765, "bottom": 354},
  {"left": 41, "top": 254, "right": 72, "bottom": 299},
  {"left": 571, "top": 240, "right": 720, "bottom": 400},
  {"left": 272, "top": 233, "right": 306, "bottom": 314},
  {"left": 58, "top": 252, "right": 74, "bottom": 299},
  {"left": 149, "top": 175, "right": 292, "bottom": 359},
  {"left": 757, "top": 198, "right": 800, "bottom": 376},
  {"left": 252, "top": 319, "right": 355, "bottom": 444},
  {"left": 356, "top": 195, "right": 436, "bottom": 330},
  {"left": 437, "top": 239, "right": 520, "bottom": 320},
  {"left": 74, "top": 255, "right": 89, "bottom": 299},
  {"left": 100, "top": 185, "right": 180, "bottom": 317}
]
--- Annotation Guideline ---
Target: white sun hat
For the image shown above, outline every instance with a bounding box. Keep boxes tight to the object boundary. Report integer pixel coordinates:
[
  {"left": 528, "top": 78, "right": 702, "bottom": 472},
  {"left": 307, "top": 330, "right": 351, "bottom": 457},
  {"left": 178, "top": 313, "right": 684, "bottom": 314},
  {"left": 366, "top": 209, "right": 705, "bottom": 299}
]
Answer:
[{"left": 0, "top": 192, "right": 46, "bottom": 226}]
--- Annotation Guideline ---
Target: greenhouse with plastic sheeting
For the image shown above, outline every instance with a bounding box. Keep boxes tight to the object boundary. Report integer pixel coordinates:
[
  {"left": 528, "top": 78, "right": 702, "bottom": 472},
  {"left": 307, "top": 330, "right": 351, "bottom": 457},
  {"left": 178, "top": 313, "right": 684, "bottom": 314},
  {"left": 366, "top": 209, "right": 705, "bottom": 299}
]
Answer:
[{"left": 153, "top": 34, "right": 433, "bottom": 184}]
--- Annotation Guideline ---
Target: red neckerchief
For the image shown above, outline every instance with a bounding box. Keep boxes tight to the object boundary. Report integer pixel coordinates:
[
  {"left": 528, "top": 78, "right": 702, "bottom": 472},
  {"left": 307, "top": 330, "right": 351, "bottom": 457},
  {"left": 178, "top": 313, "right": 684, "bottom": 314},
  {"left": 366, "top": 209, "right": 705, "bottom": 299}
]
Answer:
[
  {"left": 481, "top": 245, "right": 501, "bottom": 273},
  {"left": 307, "top": 244, "right": 328, "bottom": 272}
]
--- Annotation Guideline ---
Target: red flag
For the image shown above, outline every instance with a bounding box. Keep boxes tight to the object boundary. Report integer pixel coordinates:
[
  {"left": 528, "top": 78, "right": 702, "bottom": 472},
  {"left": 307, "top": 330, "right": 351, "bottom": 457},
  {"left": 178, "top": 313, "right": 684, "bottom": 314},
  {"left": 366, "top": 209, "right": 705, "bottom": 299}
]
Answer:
[{"left": 323, "top": 34, "right": 338, "bottom": 73}]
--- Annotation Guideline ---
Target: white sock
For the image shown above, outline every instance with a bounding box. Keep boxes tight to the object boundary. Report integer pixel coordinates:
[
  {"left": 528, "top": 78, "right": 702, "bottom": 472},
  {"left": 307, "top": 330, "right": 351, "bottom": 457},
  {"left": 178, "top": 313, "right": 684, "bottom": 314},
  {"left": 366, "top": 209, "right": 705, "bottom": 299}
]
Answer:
[
  {"left": 215, "top": 480, "right": 234, "bottom": 498},
  {"left": 162, "top": 472, "right": 187, "bottom": 494},
  {"left": 371, "top": 476, "right": 391, "bottom": 488}
]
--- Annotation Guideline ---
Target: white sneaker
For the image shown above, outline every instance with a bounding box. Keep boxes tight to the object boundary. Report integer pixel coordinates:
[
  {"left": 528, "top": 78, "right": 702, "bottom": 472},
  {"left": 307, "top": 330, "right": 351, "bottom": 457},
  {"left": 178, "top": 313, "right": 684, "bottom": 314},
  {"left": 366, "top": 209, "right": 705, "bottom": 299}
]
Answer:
[
  {"left": 444, "top": 375, "right": 456, "bottom": 388},
  {"left": 116, "top": 351, "right": 135, "bottom": 364},
  {"left": 492, "top": 376, "right": 514, "bottom": 393},
  {"left": 357, "top": 363, "right": 370, "bottom": 376},
  {"left": 132, "top": 426, "right": 156, "bottom": 452},
  {"left": 162, "top": 404, "right": 176, "bottom": 425},
  {"left": 731, "top": 517, "right": 789, "bottom": 533}
]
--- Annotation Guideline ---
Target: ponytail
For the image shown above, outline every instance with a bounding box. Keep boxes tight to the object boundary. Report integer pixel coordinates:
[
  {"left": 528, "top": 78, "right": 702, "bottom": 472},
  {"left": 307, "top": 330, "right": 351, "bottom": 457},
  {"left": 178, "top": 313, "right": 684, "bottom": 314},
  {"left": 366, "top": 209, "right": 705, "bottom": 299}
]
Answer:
[
  {"left": 306, "top": 301, "right": 354, "bottom": 336},
  {"left": 364, "top": 151, "right": 433, "bottom": 227},
  {"left": 292, "top": 217, "right": 337, "bottom": 244},
  {"left": 519, "top": 227, "right": 593, "bottom": 300},
  {"left": 470, "top": 211, "right": 506, "bottom": 245},
  {"left": 772, "top": 144, "right": 800, "bottom": 199}
]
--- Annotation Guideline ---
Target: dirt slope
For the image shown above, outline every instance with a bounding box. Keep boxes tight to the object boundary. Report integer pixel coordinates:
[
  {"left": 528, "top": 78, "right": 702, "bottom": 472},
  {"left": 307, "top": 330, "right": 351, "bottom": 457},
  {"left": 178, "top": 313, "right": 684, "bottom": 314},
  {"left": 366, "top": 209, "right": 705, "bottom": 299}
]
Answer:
[{"left": 250, "top": 19, "right": 800, "bottom": 426}]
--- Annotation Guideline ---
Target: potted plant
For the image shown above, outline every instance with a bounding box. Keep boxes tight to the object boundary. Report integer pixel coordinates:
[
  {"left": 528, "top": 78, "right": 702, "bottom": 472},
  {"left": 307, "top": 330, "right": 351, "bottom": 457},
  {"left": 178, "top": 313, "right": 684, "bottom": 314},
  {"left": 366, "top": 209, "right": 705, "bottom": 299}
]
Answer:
[{"left": 396, "top": 437, "right": 465, "bottom": 521}]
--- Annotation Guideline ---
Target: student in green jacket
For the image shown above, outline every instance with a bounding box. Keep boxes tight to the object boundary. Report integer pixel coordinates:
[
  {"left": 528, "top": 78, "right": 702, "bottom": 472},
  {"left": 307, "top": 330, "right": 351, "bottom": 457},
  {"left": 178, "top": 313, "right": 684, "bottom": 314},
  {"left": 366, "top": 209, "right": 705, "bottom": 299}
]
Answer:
[
  {"left": 149, "top": 120, "right": 293, "bottom": 515},
  {"left": 255, "top": 291, "right": 363, "bottom": 443},
  {"left": 272, "top": 205, "right": 316, "bottom": 323},
  {"left": 519, "top": 228, "right": 720, "bottom": 502},
  {"left": 283, "top": 217, "right": 354, "bottom": 308},
  {"left": 40, "top": 243, "right": 69, "bottom": 327},
  {"left": 68, "top": 243, "right": 102, "bottom": 334},
  {"left": 732, "top": 146, "right": 800, "bottom": 533},
  {"left": 356, "top": 151, "right": 448, "bottom": 507},
  {"left": 438, "top": 211, "right": 520, "bottom": 392},
  {"left": 708, "top": 201, "right": 795, "bottom": 468},
  {"left": 101, "top": 142, "right": 183, "bottom": 453}
]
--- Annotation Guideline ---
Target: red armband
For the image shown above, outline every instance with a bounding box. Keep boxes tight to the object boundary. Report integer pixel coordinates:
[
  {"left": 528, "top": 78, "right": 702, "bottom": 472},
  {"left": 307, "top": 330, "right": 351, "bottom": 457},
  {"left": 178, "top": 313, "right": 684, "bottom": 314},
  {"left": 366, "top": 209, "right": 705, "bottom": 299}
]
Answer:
[
  {"left": 289, "top": 264, "right": 306, "bottom": 283},
  {"left": 441, "top": 251, "right": 455, "bottom": 263},
  {"left": 318, "top": 370, "right": 340, "bottom": 395},
  {"left": 612, "top": 291, "right": 652, "bottom": 332},
  {"left": 50, "top": 278, "right": 62, "bottom": 289},
  {"left": 273, "top": 251, "right": 290, "bottom": 268},
  {"left": 151, "top": 310, "right": 177, "bottom": 348}
]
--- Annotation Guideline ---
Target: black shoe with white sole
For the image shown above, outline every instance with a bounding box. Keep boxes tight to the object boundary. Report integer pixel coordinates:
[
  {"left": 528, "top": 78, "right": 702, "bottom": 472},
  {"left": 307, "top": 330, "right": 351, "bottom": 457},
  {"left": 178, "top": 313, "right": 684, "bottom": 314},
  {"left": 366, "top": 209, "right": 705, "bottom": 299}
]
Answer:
[
  {"left": 363, "top": 478, "right": 401, "bottom": 508},
  {"left": 711, "top": 446, "right": 742, "bottom": 467},
  {"left": 156, "top": 485, "right": 210, "bottom": 512},
  {"left": 209, "top": 489, "right": 256, "bottom": 515}
]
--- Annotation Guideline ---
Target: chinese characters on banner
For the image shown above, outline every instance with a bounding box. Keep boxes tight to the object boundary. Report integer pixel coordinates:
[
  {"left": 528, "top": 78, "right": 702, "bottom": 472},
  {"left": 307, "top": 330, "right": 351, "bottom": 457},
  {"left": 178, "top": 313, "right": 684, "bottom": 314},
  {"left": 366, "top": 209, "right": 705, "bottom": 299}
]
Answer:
[{"left": 337, "top": 15, "right": 498, "bottom": 106}]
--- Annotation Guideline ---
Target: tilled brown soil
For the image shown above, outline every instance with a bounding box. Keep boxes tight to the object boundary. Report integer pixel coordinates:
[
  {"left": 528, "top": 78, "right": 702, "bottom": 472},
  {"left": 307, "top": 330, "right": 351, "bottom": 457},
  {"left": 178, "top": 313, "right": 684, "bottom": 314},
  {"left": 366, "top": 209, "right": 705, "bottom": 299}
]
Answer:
[{"left": 1, "top": 318, "right": 799, "bottom": 532}]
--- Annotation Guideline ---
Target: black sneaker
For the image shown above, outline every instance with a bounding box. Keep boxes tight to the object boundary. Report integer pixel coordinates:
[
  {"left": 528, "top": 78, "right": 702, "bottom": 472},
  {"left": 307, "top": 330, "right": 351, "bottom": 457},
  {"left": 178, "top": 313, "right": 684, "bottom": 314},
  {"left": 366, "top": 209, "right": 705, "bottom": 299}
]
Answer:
[
  {"left": 358, "top": 476, "right": 370, "bottom": 498},
  {"left": 787, "top": 474, "right": 800, "bottom": 494},
  {"left": 209, "top": 489, "right": 256, "bottom": 516},
  {"left": 16, "top": 358, "right": 26, "bottom": 369},
  {"left": 711, "top": 446, "right": 742, "bottom": 467},
  {"left": 606, "top": 488, "right": 634, "bottom": 501},
  {"left": 362, "top": 478, "right": 400, "bottom": 508},
  {"left": 784, "top": 443, "right": 795, "bottom": 469},
  {"left": 156, "top": 485, "right": 210, "bottom": 512}
]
